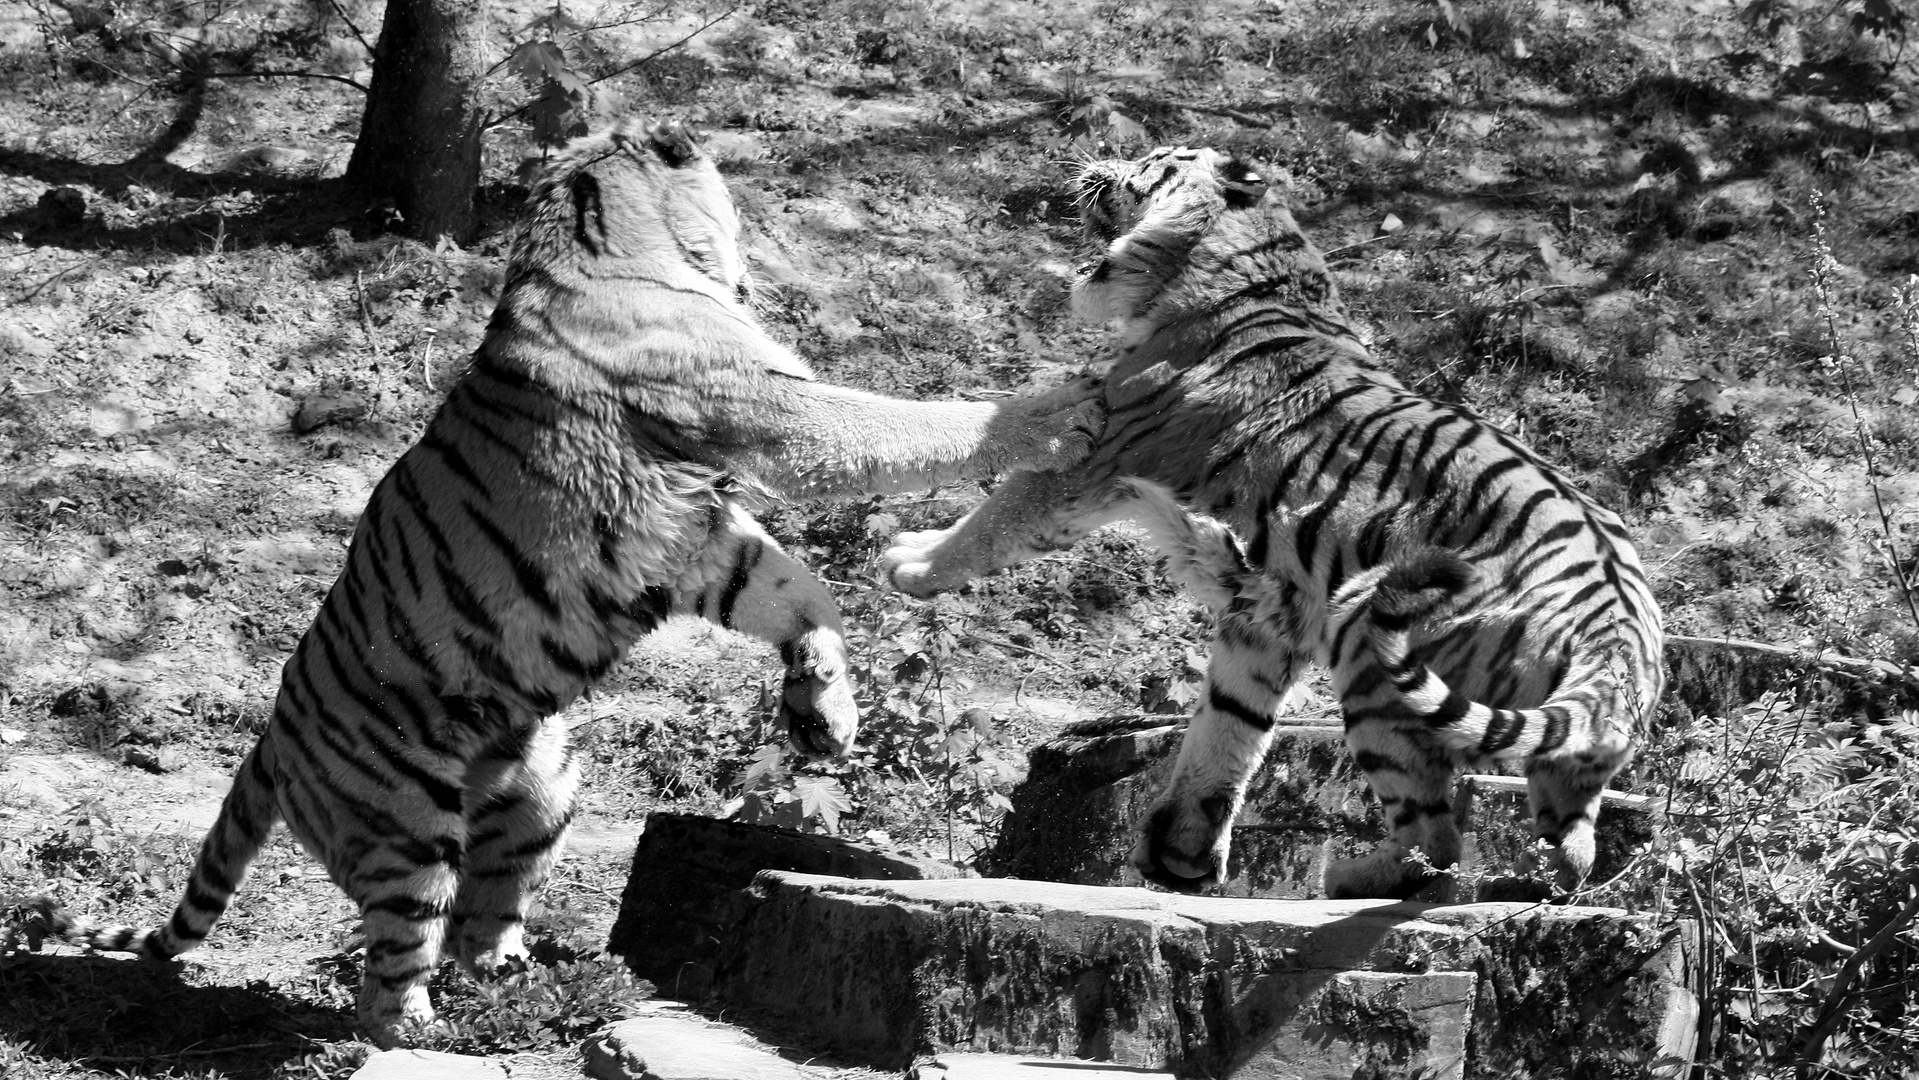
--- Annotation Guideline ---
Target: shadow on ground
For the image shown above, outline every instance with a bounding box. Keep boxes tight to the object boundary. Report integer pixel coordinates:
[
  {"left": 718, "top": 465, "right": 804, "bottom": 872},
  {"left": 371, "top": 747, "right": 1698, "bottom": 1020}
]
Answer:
[{"left": 0, "top": 951, "right": 354, "bottom": 1077}]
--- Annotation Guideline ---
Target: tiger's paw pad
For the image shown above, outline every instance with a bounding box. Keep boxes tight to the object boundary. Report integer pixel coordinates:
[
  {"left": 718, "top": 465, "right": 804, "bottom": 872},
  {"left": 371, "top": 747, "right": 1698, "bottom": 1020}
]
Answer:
[{"left": 1130, "top": 796, "right": 1231, "bottom": 893}]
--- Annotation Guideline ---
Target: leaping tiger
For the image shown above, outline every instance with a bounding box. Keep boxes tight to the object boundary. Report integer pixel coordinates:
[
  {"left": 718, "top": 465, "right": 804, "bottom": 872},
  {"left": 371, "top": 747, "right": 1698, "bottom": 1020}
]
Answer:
[
  {"left": 881, "top": 145, "right": 1664, "bottom": 902},
  {"left": 5, "top": 119, "right": 1102, "bottom": 1046}
]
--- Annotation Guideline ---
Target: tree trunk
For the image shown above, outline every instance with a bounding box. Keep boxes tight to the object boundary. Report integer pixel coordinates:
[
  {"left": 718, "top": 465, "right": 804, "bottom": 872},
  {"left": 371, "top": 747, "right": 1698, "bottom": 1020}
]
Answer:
[{"left": 344, "top": 0, "right": 489, "bottom": 244}]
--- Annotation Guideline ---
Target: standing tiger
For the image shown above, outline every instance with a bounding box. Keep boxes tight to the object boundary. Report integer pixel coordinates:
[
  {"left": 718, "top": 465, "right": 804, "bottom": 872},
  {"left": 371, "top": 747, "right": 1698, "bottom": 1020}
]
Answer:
[
  {"left": 7, "top": 120, "right": 1101, "bottom": 1046},
  {"left": 881, "top": 146, "right": 1664, "bottom": 901}
]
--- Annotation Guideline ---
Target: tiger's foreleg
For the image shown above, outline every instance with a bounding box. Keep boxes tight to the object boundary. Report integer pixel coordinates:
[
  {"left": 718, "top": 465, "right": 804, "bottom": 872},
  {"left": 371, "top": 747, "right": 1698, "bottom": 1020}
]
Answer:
[
  {"left": 450, "top": 714, "right": 577, "bottom": 974},
  {"left": 684, "top": 505, "right": 858, "bottom": 759},
  {"left": 881, "top": 471, "right": 1126, "bottom": 597},
  {"left": 1132, "top": 615, "right": 1304, "bottom": 892}
]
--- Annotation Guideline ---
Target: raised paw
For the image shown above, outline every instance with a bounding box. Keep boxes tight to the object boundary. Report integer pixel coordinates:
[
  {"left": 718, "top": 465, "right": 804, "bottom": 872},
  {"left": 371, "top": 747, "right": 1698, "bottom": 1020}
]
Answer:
[
  {"left": 878, "top": 528, "right": 955, "bottom": 598},
  {"left": 780, "top": 629, "right": 859, "bottom": 759},
  {"left": 1130, "top": 791, "right": 1236, "bottom": 893}
]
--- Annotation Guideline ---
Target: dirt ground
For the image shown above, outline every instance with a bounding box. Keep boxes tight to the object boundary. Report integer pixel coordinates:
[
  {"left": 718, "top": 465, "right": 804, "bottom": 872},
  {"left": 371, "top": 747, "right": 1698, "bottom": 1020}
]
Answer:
[{"left": 2, "top": 0, "right": 1918, "bottom": 1075}]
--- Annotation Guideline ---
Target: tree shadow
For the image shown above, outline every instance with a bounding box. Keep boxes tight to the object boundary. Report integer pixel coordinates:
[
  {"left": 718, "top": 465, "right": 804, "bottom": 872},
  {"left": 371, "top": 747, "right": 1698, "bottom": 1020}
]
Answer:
[
  {"left": 0, "top": 951, "right": 355, "bottom": 1077},
  {"left": 0, "top": 79, "right": 367, "bottom": 255}
]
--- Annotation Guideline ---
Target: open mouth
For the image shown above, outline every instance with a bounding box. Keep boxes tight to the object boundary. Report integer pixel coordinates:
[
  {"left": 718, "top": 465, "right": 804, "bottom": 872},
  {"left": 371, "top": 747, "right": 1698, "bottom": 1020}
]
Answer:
[{"left": 1071, "top": 169, "right": 1122, "bottom": 245}]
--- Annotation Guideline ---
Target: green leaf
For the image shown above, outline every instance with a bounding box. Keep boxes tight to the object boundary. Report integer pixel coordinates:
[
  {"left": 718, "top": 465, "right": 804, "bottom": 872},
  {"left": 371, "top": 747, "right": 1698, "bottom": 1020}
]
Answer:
[
  {"left": 507, "top": 40, "right": 569, "bottom": 83},
  {"left": 793, "top": 776, "right": 852, "bottom": 834}
]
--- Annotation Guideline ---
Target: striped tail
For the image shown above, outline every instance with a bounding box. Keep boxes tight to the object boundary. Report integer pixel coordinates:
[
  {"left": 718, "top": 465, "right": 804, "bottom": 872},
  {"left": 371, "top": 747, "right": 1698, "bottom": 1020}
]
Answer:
[
  {"left": 1359, "top": 551, "right": 1608, "bottom": 759},
  {"left": 23, "top": 743, "right": 280, "bottom": 960}
]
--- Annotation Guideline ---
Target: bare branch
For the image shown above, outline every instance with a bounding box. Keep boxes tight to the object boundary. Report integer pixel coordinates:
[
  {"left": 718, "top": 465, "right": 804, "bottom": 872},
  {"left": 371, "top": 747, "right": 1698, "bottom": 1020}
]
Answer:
[
  {"left": 325, "top": 0, "right": 374, "bottom": 58},
  {"left": 589, "top": 2, "right": 743, "bottom": 85},
  {"left": 195, "top": 68, "right": 368, "bottom": 93}
]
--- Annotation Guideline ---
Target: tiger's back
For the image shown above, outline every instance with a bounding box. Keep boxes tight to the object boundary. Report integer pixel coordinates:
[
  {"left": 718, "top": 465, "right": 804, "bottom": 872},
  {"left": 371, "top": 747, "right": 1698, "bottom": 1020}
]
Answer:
[{"left": 884, "top": 146, "right": 1663, "bottom": 900}]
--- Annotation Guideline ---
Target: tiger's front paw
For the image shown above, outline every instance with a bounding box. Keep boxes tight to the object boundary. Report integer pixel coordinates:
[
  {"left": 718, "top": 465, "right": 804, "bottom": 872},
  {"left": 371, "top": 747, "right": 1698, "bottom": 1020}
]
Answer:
[
  {"left": 878, "top": 528, "right": 958, "bottom": 598},
  {"left": 781, "top": 629, "right": 859, "bottom": 760},
  {"left": 1130, "top": 790, "right": 1236, "bottom": 893}
]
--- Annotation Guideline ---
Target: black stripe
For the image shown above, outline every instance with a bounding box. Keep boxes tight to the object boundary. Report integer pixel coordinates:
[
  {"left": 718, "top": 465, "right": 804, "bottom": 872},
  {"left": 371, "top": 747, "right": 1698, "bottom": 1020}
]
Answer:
[
  {"left": 1352, "top": 750, "right": 1404, "bottom": 774},
  {"left": 1207, "top": 684, "right": 1273, "bottom": 731},
  {"left": 1479, "top": 489, "right": 1557, "bottom": 558},
  {"left": 1479, "top": 707, "right": 1528, "bottom": 753},
  {"left": 717, "top": 539, "right": 764, "bottom": 628},
  {"left": 421, "top": 431, "right": 492, "bottom": 498},
  {"left": 463, "top": 504, "right": 560, "bottom": 617},
  {"left": 572, "top": 173, "right": 605, "bottom": 255},
  {"left": 363, "top": 895, "right": 449, "bottom": 922},
  {"left": 1535, "top": 704, "right": 1573, "bottom": 752},
  {"left": 1426, "top": 690, "right": 1472, "bottom": 728}
]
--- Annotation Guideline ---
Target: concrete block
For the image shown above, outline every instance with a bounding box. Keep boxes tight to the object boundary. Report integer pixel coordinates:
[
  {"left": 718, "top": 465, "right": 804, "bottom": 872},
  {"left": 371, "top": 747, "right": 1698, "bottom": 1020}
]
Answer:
[
  {"left": 986, "top": 723, "right": 1376, "bottom": 898},
  {"left": 1454, "top": 774, "right": 1663, "bottom": 907},
  {"left": 350, "top": 1049, "right": 505, "bottom": 1080},
  {"left": 606, "top": 812, "right": 963, "bottom": 999},
  {"left": 585, "top": 1011, "right": 815, "bottom": 1080},
  {"left": 711, "top": 873, "right": 1696, "bottom": 1079},
  {"left": 910, "top": 1054, "right": 1175, "bottom": 1078},
  {"left": 992, "top": 723, "right": 1659, "bottom": 903},
  {"left": 1231, "top": 971, "right": 1474, "bottom": 1080}
]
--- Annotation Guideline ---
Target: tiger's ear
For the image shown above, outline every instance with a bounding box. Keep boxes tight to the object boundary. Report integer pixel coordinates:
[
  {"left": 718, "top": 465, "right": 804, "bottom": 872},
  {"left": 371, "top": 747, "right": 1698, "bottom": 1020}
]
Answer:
[
  {"left": 1220, "top": 156, "right": 1269, "bottom": 209},
  {"left": 646, "top": 120, "right": 703, "bottom": 167}
]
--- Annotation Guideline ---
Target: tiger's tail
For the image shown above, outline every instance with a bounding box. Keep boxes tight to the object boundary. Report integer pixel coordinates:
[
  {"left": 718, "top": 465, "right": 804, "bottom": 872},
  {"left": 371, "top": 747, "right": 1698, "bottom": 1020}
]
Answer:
[
  {"left": 1352, "top": 551, "right": 1625, "bottom": 759},
  {"left": 21, "top": 742, "right": 280, "bottom": 960},
  {"left": 1121, "top": 477, "right": 1631, "bottom": 759}
]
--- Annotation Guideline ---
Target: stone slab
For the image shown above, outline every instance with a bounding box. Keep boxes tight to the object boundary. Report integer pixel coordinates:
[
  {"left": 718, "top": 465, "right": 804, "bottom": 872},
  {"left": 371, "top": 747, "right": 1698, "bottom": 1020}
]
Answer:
[
  {"left": 1455, "top": 774, "right": 1662, "bottom": 906},
  {"left": 607, "top": 812, "right": 964, "bottom": 998},
  {"left": 585, "top": 1011, "right": 817, "bottom": 1080},
  {"left": 989, "top": 724, "right": 1658, "bottom": 903},
  {"left": 350, "top": 1049, "right": 506, "bottom": 1080},
  {"left": 910, "top": 1054, "right": 1175, "bottom": 1078},
  {"left": 712, "top": 873, "right": 1696, "bottom": 1079}
]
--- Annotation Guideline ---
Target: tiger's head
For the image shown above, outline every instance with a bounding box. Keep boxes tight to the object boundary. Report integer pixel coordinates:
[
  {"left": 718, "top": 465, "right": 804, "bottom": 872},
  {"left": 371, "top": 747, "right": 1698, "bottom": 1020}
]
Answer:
[
  {"left": 516, "top": 118, "right": 753, "bottom": 311},
  {"left": 1070, "top": 146, "right": 1337, "bottom": 337}
]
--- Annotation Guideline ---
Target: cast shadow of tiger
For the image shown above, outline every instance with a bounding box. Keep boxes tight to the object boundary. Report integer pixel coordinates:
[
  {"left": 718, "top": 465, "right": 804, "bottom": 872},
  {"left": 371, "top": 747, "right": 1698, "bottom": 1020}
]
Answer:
[{"left": 0, "top": 950, "right": 355, "bottom": 1071}]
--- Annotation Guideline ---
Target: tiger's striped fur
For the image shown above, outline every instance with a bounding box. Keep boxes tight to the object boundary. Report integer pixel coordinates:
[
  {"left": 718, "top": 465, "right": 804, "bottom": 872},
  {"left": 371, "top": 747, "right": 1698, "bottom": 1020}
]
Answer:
[
  {"left": 13, "top": 120, "right": 1100, "bottom": 1045},
  {"left": 881, "top": 146, "right": 1663, "bottom": 900}
]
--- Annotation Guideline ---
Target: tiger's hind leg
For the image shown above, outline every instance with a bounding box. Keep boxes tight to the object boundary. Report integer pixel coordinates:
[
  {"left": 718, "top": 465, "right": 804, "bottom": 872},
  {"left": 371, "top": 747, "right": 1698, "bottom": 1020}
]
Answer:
[
  {"left": 687, "top": 506, "right": 857, "bottom": 759},
  {"left": 450, "top": 713, "right": 578, "bottom": 974},
  {"left": 1327, "top": 713, "right": 1461, "bottom": 900},
  {"left": 1514, "top": 742, "right": 1629, "bottom": 897},
  {"left": 278, "top": 745, "right": 465, "bottom": 1047}
]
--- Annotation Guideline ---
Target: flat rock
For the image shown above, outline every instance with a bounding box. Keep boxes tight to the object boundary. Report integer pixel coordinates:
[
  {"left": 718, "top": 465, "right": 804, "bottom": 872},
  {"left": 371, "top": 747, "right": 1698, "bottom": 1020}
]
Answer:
[
  {"left": 910, "top": 1053, "right": 1175, "bottom": 1078},
  {"left": 987, "top": 722, "right": 1659, "bottom": 905},
  {"left": 349, "top": 1049, "right": 505, "bottom": 1080},
  {"left": 585, "top": 1011, "right": 817, "bottom": 1080},
  {"left": 712, "top": 873, "right": 1696, "bottom": 1080},
  {"left": 608, "top": 812, "right": 964, "bottom": 998}
]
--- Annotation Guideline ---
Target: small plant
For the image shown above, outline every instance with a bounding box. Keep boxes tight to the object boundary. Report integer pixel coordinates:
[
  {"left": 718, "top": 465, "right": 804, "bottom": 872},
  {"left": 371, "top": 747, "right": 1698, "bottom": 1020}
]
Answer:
[{"left": 417, "top": 945, "right": 654, "bottom": 1055}]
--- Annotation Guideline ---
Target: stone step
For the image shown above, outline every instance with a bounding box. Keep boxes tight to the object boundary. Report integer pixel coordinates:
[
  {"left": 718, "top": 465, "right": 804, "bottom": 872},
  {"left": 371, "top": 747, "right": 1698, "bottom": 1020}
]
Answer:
[
  {"left": 606, "top": 812, "right": 965, "bottom": 999},
  {"left": 707, "top": 872, "right": 1696, "bottom": 1080},
  {"left": 584, "top": 1006, "right": 828, "bottom": 1080},
  {"left": 910, "top": 1053, "right": 1176, "bottom": 1078},
  {"left": 986, "top": 722, "right": 1659, "bottom": 905}
]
